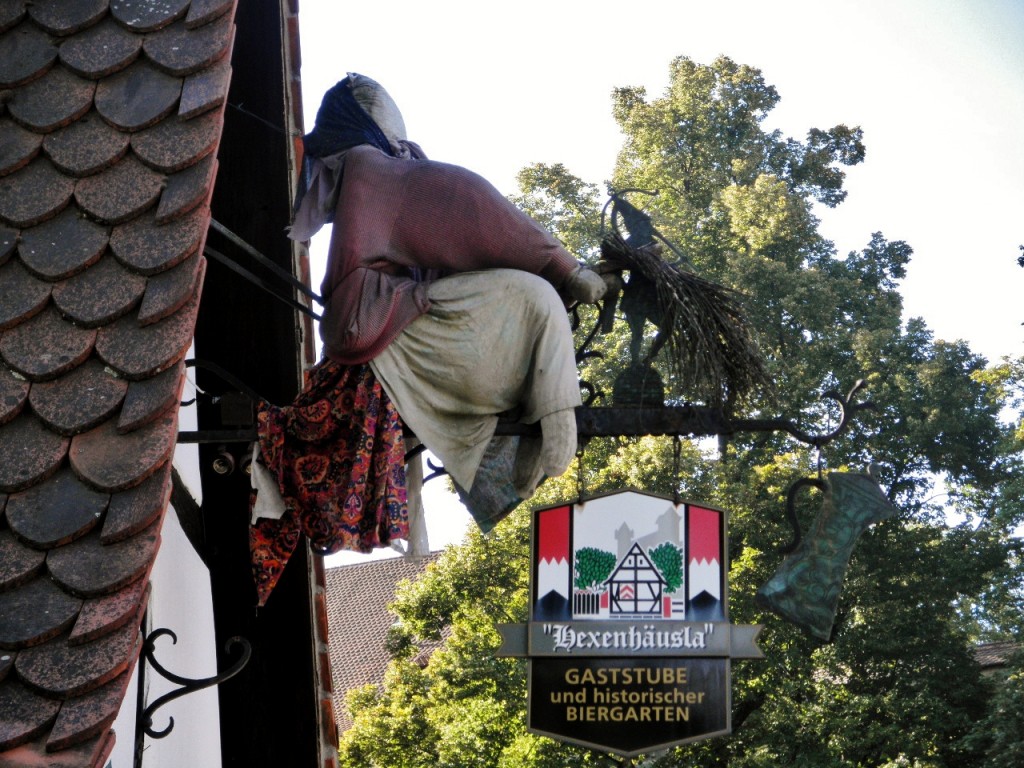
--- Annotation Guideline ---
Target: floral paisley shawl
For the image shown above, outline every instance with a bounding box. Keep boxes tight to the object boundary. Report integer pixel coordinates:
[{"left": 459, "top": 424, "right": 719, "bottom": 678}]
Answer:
[{"left": 249, "top": 360, "right": 408, "bottom": 606}]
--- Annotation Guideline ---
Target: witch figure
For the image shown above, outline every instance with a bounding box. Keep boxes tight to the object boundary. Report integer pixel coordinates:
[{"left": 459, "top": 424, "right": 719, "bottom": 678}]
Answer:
[{"left": 248, "top": 73, "right": 606, "bottom": 604}]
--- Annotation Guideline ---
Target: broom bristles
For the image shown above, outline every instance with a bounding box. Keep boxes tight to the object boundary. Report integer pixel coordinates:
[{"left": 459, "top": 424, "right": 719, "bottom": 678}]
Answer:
[{"left": 601, "top": 233, "right": 770, "bottom": 404}]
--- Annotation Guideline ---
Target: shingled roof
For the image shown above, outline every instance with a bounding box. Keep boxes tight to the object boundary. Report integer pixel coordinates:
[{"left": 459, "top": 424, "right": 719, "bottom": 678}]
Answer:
[
  {"left": 325, "top": 554, "right": 442, "bottom": 732},
  {"left": 974, "top": 641, "right": 1021, "bottom": 672},
  {"left": 0, "top": 1, "right": 236, "bottom": 765}
]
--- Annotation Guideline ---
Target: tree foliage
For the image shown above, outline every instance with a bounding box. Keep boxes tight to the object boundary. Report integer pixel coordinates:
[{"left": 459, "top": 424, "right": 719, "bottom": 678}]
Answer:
[
  {"left": 964, "top": 649, "right": 1024, "bottom": 767},
  {"left": 338, "top": 55, "right": 1024, "bottom": 767}
]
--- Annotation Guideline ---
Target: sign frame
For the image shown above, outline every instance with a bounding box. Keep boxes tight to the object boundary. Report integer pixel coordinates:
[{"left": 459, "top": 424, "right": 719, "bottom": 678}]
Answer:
[{"left": 498, "top": 488, "right": 761, "bottom": 758}]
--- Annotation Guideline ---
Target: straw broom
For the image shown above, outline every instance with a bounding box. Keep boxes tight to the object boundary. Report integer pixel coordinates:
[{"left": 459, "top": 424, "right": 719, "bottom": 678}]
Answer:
[{"left": 599, "top": 231, "right": 770, "bottom": 404}]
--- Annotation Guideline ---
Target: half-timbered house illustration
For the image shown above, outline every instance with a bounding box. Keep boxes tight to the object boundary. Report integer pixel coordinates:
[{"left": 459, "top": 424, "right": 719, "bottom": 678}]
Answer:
[{"left": 605, "top": 542, "right": 668, "bottom": 616}]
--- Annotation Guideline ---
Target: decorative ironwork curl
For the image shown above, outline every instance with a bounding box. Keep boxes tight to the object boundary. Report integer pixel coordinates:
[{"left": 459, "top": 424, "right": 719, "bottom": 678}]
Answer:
[
  {"left": 781, "top": 477, "right": 828, "bottom": 554},
  {"left": 727, "top": 379, "right": 875, "bottom": 449},
  {"left": 424, "top": 455, "right": 448, "bottom": 483},
  {"left": 140, "top": 628, "right": 252, "bottom": 739},
  {"left": 571, "top": 302, "right": 608, "bottom": 405},
  {"left": 572, "top": 304, "right": 606, "bottom": 365}
]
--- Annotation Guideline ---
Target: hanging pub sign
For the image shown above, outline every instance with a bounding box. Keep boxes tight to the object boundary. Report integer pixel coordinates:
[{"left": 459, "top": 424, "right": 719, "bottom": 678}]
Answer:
[{"left": 497, "top": 490, "right": 762, "bottom": 757}]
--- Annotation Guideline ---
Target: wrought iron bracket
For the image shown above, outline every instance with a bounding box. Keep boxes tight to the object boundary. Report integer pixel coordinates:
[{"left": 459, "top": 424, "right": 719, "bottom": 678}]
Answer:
[
  {"left": 184, "top": 358, "right": 268, "bottom": 406},
  {"left": 406, "top": 381, "right": 874, "bottom": 484},
  {"left": 177, "top": 384, "right": 873, "bottom": 449},
  {"left": 138, "top": 627, "right": 252, "bottom": 740},
  {"left": 203, "top": 218, "right": 322, "bottom": 320}
]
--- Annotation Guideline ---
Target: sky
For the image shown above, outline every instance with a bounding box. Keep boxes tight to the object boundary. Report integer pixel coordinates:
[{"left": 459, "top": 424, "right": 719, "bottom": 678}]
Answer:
[{"left": 297, "top": 0, "right": 1024, "bottom": 562}]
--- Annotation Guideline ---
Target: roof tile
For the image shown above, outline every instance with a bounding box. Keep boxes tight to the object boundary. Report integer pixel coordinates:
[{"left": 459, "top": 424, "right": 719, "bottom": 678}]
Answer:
[
  {"left": 0, "top": 1, "right": 26, "bottom": 34},
  {"left": 156, "top": 154, "right": 216, "bottom": 222},
  {"left": 0, "top": 116, "right": 42, "bottom": 176},
  {"left": 0, "top": 731, "right": 115, "bottom": 768},
  {"left": 0, "top": 304, "right": 97, "bottom": 382},
  {"left": 0, "top": 579, "right": 82, "bottom": 650},
  {"left": 72, "top": 152, "right": 163, "bottom": 224},
  {"left": 118, "top": 361, "right": 184, "bottom": 433},
  {"left": 0, "top": 158, "right": 75, "bottom": 227},
  {"left": 43, "top": 112, "right": 130, "bottom": 177},
  {"left": 14, "top": 616, "right": 141, "bottom": 697},
  {"left": 5, "top": 467, "right": 108, "bottom": 549},
  {"left": 27, "top": 0, "right": 108, "bottom": 38},
  {"left": 94, "top": 59, "right": 181, "bottom": 131},
  {"left": 70, "top": 410, "right": 177, "bottom": 491},
  {"left": 145, "top": 14, "right": 233, "bottom": 77},
  {"left": 132, "top": 104, "right": 222, "bottom": 172},
  {"left": 0, "top": 24, "right": 58, "bottom": 89},
  {"left": 94, "top": 282, "right": 200, "bottom": 379},
  {"left": 7, "top": 64, "right": 95, "bottom": 133},
  {"left": 110, "top": 0, "right": 189, "bottom": 33},
  {"left": 28, "top": 358, "right": 128, "bottom": 436},
  {"left": 325, "top": 557, "right": 441, "bottom": 731},
  {"left": 974, "top": 641, "right": 1020, "bottom": 668},
  {"left": 186, "top": 0, "right": 234, "bottom": 29},
  {"left": 0, "top": 530, "right": 46, "bottom": 591},
  {"left": 51, "top": 255, "right": 146, "bottom": 328},
  {"left": 46, "top": 669, "right": 132, "bottom": 751},
  {"left": 0, "top": 363, "right": 29, "bottom": 425},
  {"left": 101, "top": 461, "right": 171, "bottom": 544},
  {"left": 0, "top": 226, "right": 15, "bottom": 264},
  {"left": 0, "top": 414, "right": 69, "bottom": 493},
  {"left": 58, "top": 17, "right": 142, "bottom": 80},
  {"left": 0, "top": 1, "right": 235, "bottom": 761},
  {"left": 0, "top": 679, "right": 60, "bottom": 750},
  {"left": 18, "top": 207, "right": 109, "bottom": 281},
  {"left": 70, "top": 581, "right": 148, "bottom": 645},
  {"left": 179, "top": 55, "right": 230, "bottom": 118},
  {"left": 0, "top": 259, "right": 51, "bottom": 332},
  {"left": 110, "top": 205, "right": 207, "bottom": 275},
  {"left": 48, "top": 520, "right": 160, "bottom": 599},
  {"left": 138, "top": 253, "right": 205, "bottom": 325},
  {"left": 0, "top": 651, "right": 12, "bottom": 683}
]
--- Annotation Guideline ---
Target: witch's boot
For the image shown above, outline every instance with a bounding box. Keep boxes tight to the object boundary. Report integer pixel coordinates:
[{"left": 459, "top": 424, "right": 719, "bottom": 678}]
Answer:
[{"left": 756, "top": 469, "right": 897, "bottom": 640}]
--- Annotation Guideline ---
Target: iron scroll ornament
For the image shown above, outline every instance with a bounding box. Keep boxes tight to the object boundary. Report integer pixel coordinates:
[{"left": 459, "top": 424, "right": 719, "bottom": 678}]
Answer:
[
  {"left": 727, "top": 379, "right": 875, "bottom": 450},
  {"left": 138, "top": 628, "right": 252, "bottom": 739}
]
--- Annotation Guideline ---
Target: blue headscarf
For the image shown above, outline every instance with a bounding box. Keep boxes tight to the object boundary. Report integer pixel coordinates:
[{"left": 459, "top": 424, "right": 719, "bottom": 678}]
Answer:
[
  {"left": 293, "top": 76, "right": 398, "bottom": 220},
  {"left": 303, "top": 76, "right": 394, "bottom": 159}
]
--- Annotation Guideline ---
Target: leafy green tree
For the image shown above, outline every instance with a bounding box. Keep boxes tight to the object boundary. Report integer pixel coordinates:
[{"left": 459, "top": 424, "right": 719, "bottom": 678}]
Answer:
[
  {"left": 964, "top": 649, "right": 1024, "bottom": 767},
  {"left": 337, "top": 55, "right": 1024, "bottom": 767}
]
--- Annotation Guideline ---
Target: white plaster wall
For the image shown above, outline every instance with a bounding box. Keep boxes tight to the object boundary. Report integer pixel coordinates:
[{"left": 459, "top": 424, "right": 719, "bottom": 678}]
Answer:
[
  {"left": 107, "top": 357, "right": 222, "bottom": 767},
  {"left": 137, "top": 501, "right": 223, "bottom": 768},
  {"left": 105, "top": 659, "right": 137, "bottom": 767}
]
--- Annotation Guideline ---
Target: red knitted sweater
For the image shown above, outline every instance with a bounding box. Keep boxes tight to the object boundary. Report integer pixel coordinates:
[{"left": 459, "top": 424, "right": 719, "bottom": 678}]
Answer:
[{"left": 319, "top": 145, "right": 579, "bottom": 364}]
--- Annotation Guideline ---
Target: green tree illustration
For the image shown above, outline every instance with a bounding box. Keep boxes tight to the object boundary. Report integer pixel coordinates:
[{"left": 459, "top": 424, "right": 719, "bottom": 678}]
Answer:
[
  {"left": 649, "top": 542, "right": 684, "bottom": 593},
  {"left": 573, "top": 547, "right": 617, "bottom": 590}
]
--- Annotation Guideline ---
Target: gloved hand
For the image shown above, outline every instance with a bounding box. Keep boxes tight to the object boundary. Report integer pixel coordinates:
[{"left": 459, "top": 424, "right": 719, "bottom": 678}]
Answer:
[{"left": 565, "top": 265, "right": 608, "bottom": 304}]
